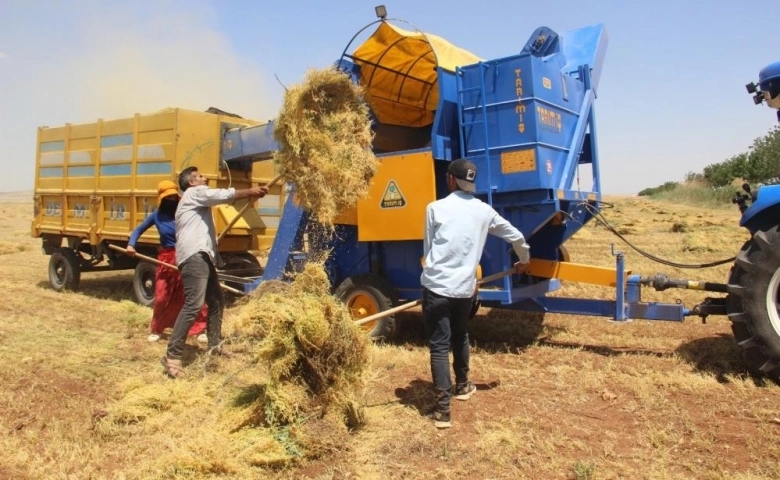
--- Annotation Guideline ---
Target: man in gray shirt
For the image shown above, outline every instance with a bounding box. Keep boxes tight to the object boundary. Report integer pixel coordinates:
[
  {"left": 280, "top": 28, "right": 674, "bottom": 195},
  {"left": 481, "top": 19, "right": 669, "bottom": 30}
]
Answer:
[{"left": 161, "top": 166, "right": 268, "bottom": 378}]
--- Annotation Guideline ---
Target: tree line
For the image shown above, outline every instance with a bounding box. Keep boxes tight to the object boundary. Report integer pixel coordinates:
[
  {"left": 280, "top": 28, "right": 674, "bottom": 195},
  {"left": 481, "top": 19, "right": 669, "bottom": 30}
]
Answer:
[{"left": 639, "top": 126, "right": 780, "bottom": 196}]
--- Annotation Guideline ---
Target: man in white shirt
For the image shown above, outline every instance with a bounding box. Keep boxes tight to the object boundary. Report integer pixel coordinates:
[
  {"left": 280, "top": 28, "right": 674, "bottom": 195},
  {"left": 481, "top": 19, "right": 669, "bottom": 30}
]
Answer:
[
  {"left": 420, "top": 158, "right": 530, "bottom": 428},
  {"left": 161, "top": 166, "right": 268, "bottom": 378}
]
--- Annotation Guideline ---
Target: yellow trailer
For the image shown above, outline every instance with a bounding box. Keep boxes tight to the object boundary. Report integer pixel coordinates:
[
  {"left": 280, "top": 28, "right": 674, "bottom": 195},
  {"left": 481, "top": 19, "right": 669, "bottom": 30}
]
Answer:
[{"left": 31, "top": 107, "right": 282, "bottom": 304}]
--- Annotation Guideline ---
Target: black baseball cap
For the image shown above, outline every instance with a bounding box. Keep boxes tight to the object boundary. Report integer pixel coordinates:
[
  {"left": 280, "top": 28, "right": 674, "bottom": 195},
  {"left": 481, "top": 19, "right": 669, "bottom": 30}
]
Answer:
[{"left": 448, "top": 158, "right": 477, "bottom": 193}]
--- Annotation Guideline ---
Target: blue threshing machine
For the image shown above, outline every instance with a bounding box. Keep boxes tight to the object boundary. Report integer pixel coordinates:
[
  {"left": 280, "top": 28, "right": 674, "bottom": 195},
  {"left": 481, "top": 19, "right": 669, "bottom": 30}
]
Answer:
[{"left": 219, "top": 12, "right": 780, "bottom": 381}]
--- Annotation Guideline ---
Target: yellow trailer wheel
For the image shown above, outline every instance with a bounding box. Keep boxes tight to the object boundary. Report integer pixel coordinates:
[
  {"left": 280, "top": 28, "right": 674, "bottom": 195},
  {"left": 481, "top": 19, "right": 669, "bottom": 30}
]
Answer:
[
  {"left": 133, "top": 261, "right": 157, "bottom": 307},
  {"left": 48, "top": 247, "right": 81, "bottom": 292},
  {"left": 335, "top": 273, "right": 398, "bottom": 341}
]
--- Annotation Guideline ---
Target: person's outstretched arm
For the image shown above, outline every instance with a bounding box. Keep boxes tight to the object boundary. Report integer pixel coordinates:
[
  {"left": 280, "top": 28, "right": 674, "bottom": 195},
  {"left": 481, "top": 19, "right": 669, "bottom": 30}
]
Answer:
[
  {"left": 488, "top": 211, "right": 530, "bottom": 265},
  {"left": 188, "top": 185, "right": 268, "bottom": 207},
  {"left": 126, "top": 212, "right": 157, "bottom": 256}
]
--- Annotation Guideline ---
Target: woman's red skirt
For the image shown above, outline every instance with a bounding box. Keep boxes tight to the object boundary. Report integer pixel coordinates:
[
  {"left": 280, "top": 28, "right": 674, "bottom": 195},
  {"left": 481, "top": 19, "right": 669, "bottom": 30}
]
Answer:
[{"left": 150, "top": 248, "right": 207, "bottom": 336}]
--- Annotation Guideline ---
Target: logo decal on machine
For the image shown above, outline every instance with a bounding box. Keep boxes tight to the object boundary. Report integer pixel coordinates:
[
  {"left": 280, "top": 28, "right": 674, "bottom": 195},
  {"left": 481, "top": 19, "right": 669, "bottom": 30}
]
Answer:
[{"left": 380, "top": 180, "right": 407, "bottom": 209}]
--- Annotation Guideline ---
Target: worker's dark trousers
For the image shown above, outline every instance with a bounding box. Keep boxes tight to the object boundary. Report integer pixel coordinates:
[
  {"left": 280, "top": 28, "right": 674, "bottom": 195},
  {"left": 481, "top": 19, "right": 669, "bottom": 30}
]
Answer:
[
  {"left": 422, "top": 288, "right": 473, "bottom": 413},
  {"left": 166, "top": 252, "right": 224, "bottom": 360}
]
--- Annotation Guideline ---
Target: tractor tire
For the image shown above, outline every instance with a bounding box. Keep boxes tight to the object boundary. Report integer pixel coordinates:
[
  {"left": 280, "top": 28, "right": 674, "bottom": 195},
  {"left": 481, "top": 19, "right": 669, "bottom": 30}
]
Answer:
[
  {"left": 334, "top": 273, "right": 398, "bottom": 341},
  {"left": 726, "top": 226, "right": 780, "bottom": 381},
  {"left": 48, "top": 247, "right": 81, "bottom": 291},
  {"left": 133, "top": 261, "right": 157, "bottom": 307}
]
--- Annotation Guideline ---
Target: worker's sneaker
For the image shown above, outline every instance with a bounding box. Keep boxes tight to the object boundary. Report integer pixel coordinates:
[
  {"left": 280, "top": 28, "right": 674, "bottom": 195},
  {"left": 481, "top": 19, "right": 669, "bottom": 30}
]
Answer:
[
  {"left": 147, "top": 333, "right": 161, "bottom": 343},
  {"left": 426, "top": 409, "right": 452, "bottom": 429},
  {"left": 196, "top": 334, "right": 208, "bottom": 344},
  {"left": 454, "top": 381, "right": 476, "bottom": 401}
]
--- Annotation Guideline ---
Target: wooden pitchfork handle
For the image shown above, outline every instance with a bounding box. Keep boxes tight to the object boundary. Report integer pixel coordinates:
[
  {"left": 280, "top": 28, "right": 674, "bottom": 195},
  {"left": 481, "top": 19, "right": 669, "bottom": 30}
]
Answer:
[
  {"left": 353, "top": 266, "right": 519, "bottom": 326},
  {"left": 217, "top": 173, "right": 284, "bottom": 243},
  {"left": 108, "top": 244, "right": 244, "bottom": 295},
  {"left": 109, "top": 244, "right": 177, "bottom": 270}
]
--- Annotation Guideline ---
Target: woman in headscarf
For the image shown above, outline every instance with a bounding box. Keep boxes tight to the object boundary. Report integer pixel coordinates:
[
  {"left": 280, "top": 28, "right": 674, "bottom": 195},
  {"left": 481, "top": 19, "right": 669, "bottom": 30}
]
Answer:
[{"left": 127, "top": 180, "right": 208, "bottom": 342}]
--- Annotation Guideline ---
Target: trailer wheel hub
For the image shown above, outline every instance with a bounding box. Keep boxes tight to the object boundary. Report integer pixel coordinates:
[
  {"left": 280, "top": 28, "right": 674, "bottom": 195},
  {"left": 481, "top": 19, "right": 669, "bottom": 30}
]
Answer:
[{"left": 346, "top": 293, "right": 380, "bottom": 324}]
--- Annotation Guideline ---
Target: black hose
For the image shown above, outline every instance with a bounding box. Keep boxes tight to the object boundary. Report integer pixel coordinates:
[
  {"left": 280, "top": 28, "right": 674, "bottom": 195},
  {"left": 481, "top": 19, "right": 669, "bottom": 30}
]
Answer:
[{"left": 573, "top": 201, "right": 736, "bottom": 269}]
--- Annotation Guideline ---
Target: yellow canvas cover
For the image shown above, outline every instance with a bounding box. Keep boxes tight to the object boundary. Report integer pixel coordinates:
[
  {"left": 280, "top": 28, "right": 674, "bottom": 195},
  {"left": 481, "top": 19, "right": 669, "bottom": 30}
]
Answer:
[{"left": 351, "top": 22, "right": 481, "bottom": 127}]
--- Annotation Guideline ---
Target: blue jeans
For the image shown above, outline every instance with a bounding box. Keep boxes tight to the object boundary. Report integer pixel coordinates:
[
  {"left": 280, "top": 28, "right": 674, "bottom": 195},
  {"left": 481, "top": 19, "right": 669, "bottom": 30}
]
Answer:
[
  {"left": 166, "top": 252, "right": 224, "bottom": 360},
  {"left": 422, "top": 288, "right": 473, "bottom": 412}
]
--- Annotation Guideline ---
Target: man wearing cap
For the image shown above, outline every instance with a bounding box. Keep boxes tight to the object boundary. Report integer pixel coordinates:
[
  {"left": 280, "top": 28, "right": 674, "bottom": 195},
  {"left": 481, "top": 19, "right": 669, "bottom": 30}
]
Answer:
[
  {"left": 160, "top": 167, "right": 268, "bottom": 378},
  {"left": 421, "top": 158, "right": 530, "bottom": 428},
  {"left": 126, "top": 180, "right": 208, "bottom": 343}
]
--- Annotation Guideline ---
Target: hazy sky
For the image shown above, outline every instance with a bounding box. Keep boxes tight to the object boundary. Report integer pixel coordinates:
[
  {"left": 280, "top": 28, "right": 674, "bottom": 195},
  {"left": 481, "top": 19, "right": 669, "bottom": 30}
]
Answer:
[{"left": 1, "top": 0, "right": 777, "bottom": 194}]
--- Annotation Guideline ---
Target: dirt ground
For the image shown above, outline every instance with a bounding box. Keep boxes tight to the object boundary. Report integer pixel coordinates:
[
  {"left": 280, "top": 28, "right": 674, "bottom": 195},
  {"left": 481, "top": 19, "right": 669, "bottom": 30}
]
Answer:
[{"left": 1, "top": 195, "right": 779, "bottom": 479}]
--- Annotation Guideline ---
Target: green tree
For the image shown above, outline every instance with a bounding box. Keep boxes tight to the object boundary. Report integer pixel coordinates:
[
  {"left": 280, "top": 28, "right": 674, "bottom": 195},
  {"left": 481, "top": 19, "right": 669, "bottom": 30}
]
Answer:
[
  {"left": 638, "top": 126, "right": 780, "bottom": 193},
  {"left": 685, "top": 171, "right": 704, "bottom": 183},
  {"left": 745, "top": 126, "right": 780, "bottom": 182},
  {"left": 703, "top": 154, "right": 747, "bottom": 187}
]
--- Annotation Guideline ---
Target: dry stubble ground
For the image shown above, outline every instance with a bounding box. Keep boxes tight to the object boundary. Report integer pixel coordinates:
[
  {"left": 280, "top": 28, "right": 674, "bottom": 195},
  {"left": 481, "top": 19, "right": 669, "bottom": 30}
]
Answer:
[{"left": 0, "top": 195, "right": 779, "bottom": 479}]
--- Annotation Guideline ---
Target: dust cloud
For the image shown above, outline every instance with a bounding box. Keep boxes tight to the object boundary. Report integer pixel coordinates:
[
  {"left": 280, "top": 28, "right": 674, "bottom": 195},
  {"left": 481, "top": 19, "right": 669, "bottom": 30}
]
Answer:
[{"left": 0, "top": 2, "right": 278, "bottom": 192}]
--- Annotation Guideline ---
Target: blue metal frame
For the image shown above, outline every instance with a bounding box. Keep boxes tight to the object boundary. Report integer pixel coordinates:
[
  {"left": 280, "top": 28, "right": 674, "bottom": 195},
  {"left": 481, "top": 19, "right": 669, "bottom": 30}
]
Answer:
[
  {"left": 455, "top": 62, "right": 494, "bottom": 205},
  {"left": 444, "top": 25, "right": 608, "bottom": 309},
  {"left": 229, "top": 22, "right": 701, "bottom": 324},
  {"left": 222, "top": 122, "right": 278, "bottom": 164},
  {"left": 243, "top": 188, "right": 307, "bottom": 293}
]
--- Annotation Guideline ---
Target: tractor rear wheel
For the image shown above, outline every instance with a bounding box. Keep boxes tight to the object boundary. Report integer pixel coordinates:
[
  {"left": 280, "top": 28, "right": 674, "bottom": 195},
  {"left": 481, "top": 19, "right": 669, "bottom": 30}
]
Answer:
[
  {"left": 726, "top": 226, "right": 780, "bottom": 381},
  {"left": 335, "top": 273, "right": 398, "bottom": 341},
  {"left": 48, "top": 247, "right": 81, "bottom": 291}
]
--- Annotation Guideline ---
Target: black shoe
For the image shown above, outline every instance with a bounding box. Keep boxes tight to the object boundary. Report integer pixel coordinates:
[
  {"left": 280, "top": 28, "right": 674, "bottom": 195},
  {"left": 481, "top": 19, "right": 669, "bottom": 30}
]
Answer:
[
  {"left": 454, "top": 381, "right": 476, "bottom": 401},
  {"left": 426, "top": 409, "right": 452, "bottom": 429}
]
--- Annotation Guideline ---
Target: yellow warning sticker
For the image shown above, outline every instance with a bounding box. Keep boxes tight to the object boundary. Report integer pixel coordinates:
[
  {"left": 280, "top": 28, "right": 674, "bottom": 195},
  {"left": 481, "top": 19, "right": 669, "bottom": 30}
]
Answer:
[{"left": 380, "top": 180, "right": 406, "bottom": 208}]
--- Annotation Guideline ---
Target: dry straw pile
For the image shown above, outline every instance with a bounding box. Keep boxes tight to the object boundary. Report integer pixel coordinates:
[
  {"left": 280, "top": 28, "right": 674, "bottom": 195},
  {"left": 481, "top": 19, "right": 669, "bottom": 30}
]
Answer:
[
  {"left": 94, "top": 263, "right": 370, "bottom": 474},
  {"left": 231, "top": 261, "right": 370, "bottom": 433},
  {"left": 273, "top": 68, "right": 378, "bottom": 226}
]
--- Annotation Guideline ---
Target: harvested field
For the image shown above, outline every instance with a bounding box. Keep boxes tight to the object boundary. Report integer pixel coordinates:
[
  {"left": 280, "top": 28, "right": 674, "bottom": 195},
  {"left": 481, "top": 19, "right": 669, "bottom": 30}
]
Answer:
[{"left": 1, "top": 196, "right": 779, "bottom": 479}]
